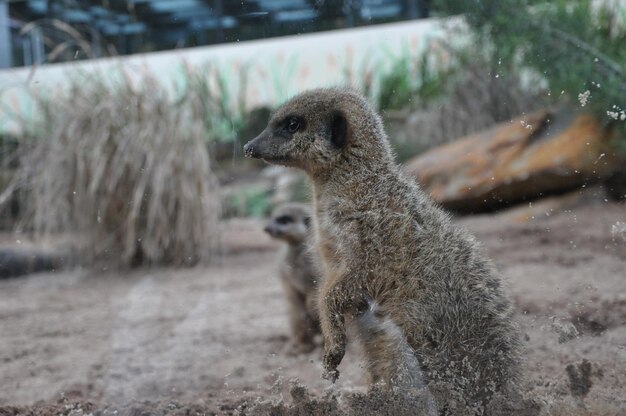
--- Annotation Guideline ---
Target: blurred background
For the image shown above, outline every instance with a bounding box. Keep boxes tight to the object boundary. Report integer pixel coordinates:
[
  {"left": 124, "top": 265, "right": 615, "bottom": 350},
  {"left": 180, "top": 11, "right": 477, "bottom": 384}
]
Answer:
[{"left": 0, "top": 0, "right": 624, "bottom": 414}]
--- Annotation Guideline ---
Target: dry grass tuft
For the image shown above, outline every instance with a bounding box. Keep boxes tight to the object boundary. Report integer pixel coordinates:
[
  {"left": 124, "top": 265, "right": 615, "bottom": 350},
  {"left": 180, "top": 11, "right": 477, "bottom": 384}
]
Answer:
[{"left": 13, "top": 72, "right": 221, "bottom": 267}]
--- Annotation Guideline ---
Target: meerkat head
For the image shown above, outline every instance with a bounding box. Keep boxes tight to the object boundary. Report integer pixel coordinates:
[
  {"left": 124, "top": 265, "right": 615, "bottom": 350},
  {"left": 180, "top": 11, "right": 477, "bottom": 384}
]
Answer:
[
  {"left": 243, "top": 88, "right": 391, "bottom": 177},
  {"left": 264, "top": 203, "right": 312, "bottom": 245}
]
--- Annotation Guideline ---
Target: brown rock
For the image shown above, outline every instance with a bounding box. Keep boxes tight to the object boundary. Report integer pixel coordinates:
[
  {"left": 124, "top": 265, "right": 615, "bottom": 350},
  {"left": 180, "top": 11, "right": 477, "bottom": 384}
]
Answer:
[{"left": 404, "top": 109, "right": 623, "bottom": 213}]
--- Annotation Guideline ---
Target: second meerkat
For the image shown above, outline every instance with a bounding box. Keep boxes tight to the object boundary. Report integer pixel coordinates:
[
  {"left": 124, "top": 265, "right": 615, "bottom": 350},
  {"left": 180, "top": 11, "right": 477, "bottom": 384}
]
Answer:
[
  {"left": 265, "top": 202, "right": 320, "bottom": 355},
  {"left": 244, "top": 89, "right": 521, "bottom": 408}
]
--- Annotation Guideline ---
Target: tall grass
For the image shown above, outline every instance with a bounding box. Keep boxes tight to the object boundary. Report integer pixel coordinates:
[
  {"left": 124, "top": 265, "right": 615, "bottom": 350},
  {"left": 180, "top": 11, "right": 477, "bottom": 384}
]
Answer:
[
  {"left": 177, "top": 61, "right": 250, "bottom": 144},
  {"left": 10, "top": 71, "right": 221, "bottom": 267}
]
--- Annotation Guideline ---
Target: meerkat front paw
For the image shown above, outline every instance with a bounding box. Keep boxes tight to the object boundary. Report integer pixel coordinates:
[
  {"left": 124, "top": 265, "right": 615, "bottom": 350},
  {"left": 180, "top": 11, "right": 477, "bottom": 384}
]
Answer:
[{"left": 322, "top": 342, "right": 345, "bottom": 382}]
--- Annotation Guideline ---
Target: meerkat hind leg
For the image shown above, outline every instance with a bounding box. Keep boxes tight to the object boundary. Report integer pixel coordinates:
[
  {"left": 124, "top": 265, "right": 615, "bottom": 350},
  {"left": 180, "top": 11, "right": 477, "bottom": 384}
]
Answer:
[{"left": 283, "top": 283, "right": 317, "bottom": 355}]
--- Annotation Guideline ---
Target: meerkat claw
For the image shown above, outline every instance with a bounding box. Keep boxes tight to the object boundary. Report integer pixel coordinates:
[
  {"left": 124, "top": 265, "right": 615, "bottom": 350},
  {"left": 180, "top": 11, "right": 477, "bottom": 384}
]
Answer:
[{"left": 322, "top": 368, "right": 339, "bottom": 383}]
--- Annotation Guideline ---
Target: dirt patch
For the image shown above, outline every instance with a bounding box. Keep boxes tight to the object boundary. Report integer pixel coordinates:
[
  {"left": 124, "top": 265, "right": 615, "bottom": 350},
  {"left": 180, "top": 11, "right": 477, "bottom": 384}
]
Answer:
[{"left": 0, "top": 199, "right": 625, "bottom": 414}]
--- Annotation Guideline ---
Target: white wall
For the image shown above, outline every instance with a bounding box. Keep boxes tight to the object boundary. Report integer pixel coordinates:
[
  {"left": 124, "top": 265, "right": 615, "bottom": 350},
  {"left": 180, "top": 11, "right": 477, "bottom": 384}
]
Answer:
[{"left": 0, "top": 18, "right": 460, "bottom": 135}]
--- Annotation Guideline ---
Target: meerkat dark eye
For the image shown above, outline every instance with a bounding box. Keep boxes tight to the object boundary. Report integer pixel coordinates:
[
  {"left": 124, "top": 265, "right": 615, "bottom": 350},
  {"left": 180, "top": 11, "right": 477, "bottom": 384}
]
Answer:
[
  {"left": 276, "top": 215, "right": 293, "bottom": 225},
  {"left": 303, "top": 217, "right": 311, "bottom": 228},
  {"left": 286, "top": 117, "right": 301, "bottom": 134}
]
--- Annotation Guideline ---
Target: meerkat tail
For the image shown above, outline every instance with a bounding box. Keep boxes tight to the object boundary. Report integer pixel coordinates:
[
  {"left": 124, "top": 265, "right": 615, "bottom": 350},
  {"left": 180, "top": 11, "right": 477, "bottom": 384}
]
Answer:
[{"left": 357, "top": 301, "right": 425, "bottom": 391}]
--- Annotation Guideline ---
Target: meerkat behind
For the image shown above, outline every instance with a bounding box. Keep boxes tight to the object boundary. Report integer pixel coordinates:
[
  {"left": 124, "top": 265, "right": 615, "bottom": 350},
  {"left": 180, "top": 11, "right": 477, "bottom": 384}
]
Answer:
[
  {"left": 245, "top": 88, "right": 521, "bottom": 412},
  {"left": 265, "top": 203, "right": 320, "bottom": 355}
]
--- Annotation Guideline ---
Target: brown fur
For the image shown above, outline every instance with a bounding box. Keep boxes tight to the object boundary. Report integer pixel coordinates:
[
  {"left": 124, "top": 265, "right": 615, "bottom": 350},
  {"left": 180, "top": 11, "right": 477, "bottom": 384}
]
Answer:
[
  {"left": 245, "top": 88, "right": 521, "bottom": 412},
  {"left": 265, "top": 203, "right": 320, "bottom": 355}
]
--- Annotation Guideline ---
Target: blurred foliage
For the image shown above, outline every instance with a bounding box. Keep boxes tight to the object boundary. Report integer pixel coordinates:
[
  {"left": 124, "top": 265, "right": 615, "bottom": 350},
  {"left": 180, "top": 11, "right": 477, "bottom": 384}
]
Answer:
[
  {"left": 224, "top": 186, "right": 272, "bottom": 218},
  {"left": 377, "top": 44, "right": 454, "bottom": 112},
  {"left": 430, "top": 0, "right": 626, "bottom": 138},
  {"left": 177, "top": 62, "right": 250, "bottom": 144},
  {"left": 380, "top": 37, "right": 544, "bottom": 162},
  {"left": 271, "top": 55, "right": 300, "bottom": 104}
]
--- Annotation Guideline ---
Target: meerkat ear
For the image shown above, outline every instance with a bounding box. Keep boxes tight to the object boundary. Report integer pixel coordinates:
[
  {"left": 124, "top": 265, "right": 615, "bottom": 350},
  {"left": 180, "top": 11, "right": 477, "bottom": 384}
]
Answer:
[
  {"left": 303, "top": 217, "right": 311, "bottom": 228},
  {"left": 329, "top": 111, "right": 348, "bottom": 149}
]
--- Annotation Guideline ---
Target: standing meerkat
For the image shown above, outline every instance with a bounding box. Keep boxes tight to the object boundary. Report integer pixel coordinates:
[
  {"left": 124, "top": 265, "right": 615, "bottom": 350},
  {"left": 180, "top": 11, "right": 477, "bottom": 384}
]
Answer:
[
  {"left": 244, "top": 88, "right": 521, "bottom": 409},
  {"left": 265, "top": 203, "right": 321, "bottom": 355}
]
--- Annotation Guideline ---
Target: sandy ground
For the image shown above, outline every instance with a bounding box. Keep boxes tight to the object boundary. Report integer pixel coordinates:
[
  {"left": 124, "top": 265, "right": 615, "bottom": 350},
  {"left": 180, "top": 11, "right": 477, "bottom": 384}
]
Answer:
[{"left": 0, "top": 195, "right": 625, "bottom": 415}]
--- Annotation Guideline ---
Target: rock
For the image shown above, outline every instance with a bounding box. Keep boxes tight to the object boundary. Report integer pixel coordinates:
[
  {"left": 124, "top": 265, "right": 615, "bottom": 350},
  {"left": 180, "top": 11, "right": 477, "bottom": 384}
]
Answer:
[
  {"left": 404, "top": 109, "right": 624, "bottom": 213},
  {"left": 569, "top": 294, "right": 626, "bottom": 335},
  {"left": 550, "top": 317, "right": 579, "bottom": 344}
]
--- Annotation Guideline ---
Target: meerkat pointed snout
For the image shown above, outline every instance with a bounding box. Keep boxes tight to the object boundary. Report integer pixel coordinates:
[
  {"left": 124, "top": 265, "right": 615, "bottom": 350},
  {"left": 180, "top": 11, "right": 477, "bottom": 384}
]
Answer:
[
  {"left": 265, "top": 203, "right": 321, "bottom": 355},
  {"left": 245, "top": 89, "right": 521, "bottom": 413}
]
